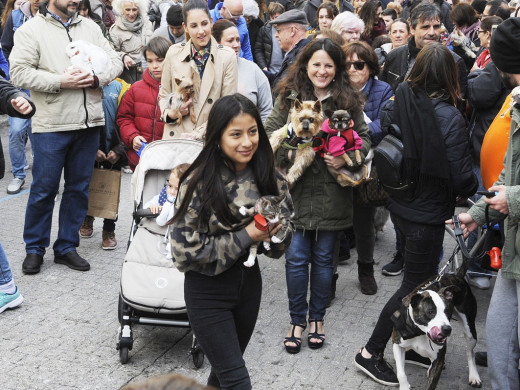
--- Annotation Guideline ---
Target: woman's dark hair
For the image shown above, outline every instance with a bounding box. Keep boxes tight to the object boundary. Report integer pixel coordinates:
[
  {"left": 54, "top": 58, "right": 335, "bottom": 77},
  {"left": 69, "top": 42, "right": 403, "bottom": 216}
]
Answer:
[
  {"left": 449, "top": 3, "right": 478, "bottom": 28},
  {"left": 343, "top": 41, "right": 381, "bottom": 77},
  {"left": 470, "top": 0, "right": 487, "bottom": 14},
  {"left": 142, "top": 36, "right": 172, "bottom": 59},
  {"left": 390, "top": 18, "right": 411, "bottom": 33},
  {"left": 212, "top": 19, "right": 237, "bottom": 42},
  {"left": 79, "top": 0, "right": 101, "bottom": 20},
  {"left": 382, "top": 8, "right": 397, "bottom": 20},
  {"left": 316, "top": 2, "right": 339, "bottom": 26},
  {"left": 182, "top": 0, "right": 211, "bottom": 25},
  {"left": 275, "top": 38, "right": 363, "bottom": 112},
  {"left": 311, "top": 29, "right": 345, "bottom": 46},
  {"left": 406, "top": 42, "right": 459, "bottom": 104},
  {"left": 479, "top": 15, "right": 503, "bottom": 32},
  {"left": 173, "top": 94, "right": 279, "bottom": 227},
  {"left": 358, "top": 0, "right": 383, "bottom": 37}
]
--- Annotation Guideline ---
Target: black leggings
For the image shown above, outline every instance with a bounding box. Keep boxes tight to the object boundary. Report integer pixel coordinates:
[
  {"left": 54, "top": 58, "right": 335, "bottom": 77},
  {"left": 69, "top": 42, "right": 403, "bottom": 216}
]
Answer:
[
  {"left": 365, "top": 213, "right": 445, "bottom": 355},
  {"left": 184, "top": 259, "right": 262, "bottom": 390}
]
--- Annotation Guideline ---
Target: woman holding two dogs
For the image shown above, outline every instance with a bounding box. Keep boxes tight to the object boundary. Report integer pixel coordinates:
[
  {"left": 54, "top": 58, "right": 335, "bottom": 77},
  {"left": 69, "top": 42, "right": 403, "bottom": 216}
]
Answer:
[
  {"left": 264, "top": 38, "right": 371, "bottom": 354},
  {"left": 354, "top": 43, "right": 478, "bottom": 386}
]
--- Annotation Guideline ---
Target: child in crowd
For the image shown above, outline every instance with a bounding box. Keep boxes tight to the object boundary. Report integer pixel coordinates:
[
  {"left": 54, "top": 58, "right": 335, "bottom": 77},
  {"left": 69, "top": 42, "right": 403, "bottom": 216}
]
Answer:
[
  {"left": 144, "top": 163, "right": 190, "bottom": 226},
  {"left": 143, "top": 163, "right": 190, "bottom": 259}
]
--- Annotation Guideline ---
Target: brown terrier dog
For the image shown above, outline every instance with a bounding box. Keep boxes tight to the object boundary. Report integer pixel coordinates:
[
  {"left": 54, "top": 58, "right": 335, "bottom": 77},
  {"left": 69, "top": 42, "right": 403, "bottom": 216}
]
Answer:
[
  {"left": 270, "top": 99, "right": 324, "bottom": 187},
  {"left": 167, "top": 76, "right": 196, "bottom": 124}
]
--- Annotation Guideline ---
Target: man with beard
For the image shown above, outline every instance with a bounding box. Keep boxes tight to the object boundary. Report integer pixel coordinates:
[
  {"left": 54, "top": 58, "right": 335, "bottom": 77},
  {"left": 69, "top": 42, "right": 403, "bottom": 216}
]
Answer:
[
  {"left": 381, "top": 1, "right": 467, "bottom": 96},
  {"left": 452, "top": 17, "right": 520, "bottom": 390},
  {"left": 9, "top": 0, "right": 122, "bottom": 274}
]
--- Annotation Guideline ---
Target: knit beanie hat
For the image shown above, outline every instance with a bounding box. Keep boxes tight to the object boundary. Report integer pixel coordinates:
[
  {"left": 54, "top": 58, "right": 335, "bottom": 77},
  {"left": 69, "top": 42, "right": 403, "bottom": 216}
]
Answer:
[{"left": 490, "top": 17, "right": 520, "bottom": 74}]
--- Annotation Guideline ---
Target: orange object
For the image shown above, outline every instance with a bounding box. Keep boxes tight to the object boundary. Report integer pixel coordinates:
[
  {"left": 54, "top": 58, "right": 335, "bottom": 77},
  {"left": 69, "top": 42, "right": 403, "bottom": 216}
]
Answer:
[
  {"left": 487, "top": 247, "right": 502, "bottom": 270},
  {"left": 254, "top": 214, "right": 269, "bottom": 231},
  {"left": 480, "top": 94, "right": 512, "bottom": 189}
]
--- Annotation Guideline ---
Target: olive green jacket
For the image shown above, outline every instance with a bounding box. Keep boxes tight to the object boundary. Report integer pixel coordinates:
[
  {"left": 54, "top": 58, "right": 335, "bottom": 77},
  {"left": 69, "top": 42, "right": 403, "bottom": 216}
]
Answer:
[
  {"left": 264, "top": 91, "right": 370, "bottom": 231},
  {"left": 469, "top": 103, "right": 520, "bottom": 280}
]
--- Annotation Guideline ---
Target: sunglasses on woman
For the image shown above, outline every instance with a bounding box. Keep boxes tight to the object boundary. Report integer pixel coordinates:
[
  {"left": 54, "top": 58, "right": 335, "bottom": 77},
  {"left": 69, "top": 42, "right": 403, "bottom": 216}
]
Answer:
[{"left": 346, "top": 61, "right": 366, "bottom": 71}]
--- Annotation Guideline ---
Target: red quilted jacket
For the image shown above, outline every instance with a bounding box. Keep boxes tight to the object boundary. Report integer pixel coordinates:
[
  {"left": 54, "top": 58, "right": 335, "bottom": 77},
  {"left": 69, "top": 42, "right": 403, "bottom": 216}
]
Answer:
[{"left": 118, "top": 69, "right": 164, "bottom": 170}]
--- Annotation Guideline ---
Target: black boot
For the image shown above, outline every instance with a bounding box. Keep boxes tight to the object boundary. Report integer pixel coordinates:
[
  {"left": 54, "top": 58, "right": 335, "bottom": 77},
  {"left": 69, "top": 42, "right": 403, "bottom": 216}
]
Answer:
[
  {"left": 358, "top": 263, "right": 377, "bottom": 295},
  {"left": 327, "top": 273, "right": 339, "bottom": 307}
]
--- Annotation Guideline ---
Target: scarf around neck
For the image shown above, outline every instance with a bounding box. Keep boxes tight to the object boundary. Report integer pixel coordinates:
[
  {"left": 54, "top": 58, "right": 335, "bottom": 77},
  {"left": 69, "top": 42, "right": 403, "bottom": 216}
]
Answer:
[
  {"left": 393, "top": 82, "right": 451, "bottom": 195},
  {"left": 121, "top": 15, "right": 144, "bottom": 33}
]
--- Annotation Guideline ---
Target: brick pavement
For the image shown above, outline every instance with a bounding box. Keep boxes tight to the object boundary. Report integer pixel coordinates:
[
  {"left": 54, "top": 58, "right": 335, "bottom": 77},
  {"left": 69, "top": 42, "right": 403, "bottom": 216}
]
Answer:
[{"left": 0, "top": 120, "right": 492, "bottom": 389}]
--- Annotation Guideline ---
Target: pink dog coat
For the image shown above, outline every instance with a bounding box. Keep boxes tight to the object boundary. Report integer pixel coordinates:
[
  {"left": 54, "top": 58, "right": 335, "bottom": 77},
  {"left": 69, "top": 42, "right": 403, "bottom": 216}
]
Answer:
[{"left": 319, "top": 119, "right": 363, "bottom": 157}]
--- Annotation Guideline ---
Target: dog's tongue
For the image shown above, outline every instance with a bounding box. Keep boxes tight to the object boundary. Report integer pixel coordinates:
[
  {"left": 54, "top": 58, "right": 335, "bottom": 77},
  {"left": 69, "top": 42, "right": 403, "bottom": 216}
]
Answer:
[{"left": 428, "top": 326, "right": 442, "bottom": 342}]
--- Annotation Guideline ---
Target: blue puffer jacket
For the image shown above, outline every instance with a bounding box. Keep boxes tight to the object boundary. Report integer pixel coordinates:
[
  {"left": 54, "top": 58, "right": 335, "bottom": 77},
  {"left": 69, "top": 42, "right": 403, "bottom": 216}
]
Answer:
[{"left": 363, "top": 77, "right": 393, "bottom": 146}]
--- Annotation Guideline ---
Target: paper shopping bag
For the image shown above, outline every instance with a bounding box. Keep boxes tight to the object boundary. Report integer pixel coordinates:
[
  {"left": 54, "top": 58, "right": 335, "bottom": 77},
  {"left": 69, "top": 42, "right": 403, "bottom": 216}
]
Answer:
[{"left": 87, "top": 167, "right": 121, "bottom": 220}]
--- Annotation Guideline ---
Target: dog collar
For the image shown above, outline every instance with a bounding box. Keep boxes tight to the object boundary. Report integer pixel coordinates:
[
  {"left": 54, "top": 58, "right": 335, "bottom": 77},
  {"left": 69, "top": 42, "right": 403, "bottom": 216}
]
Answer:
[
  {"left": 282, "top": 123, "right": 314, "bottom": 150},
  {"left": 391, "top": 305, "right": 425, "bottom": 340}
]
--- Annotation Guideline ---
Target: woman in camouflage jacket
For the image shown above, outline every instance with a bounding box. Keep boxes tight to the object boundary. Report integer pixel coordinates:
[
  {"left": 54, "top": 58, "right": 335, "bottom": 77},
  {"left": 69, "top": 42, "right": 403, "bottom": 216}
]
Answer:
[{"left": 171, "top": 94, "right": 293, "bottom": 389}]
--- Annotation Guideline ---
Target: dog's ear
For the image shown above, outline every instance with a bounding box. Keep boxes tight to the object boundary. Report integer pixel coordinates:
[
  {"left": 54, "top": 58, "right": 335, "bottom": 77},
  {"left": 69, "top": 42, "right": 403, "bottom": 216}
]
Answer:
[
  {"left": 324, "top": 109, "right": 334, "bottom": 119},
  {"left": 313, "top": 100, "right": 322, "bottom": 113},
  {"left": 174, "top": 77, "right": 182, "bottom": 86},
  {"left": 294, "top": 99, "right": 302, "bottom": 111},
  {"left": 439, "top": 285, "right": 461, "bottom": 301},
  {"left": 402, "top": 292, "right": 422, "bottom": 308}
]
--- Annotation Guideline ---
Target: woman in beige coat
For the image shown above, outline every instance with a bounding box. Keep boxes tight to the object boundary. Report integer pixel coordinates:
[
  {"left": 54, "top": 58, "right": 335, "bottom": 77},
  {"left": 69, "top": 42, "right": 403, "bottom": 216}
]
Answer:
[
  {"left": 110, "top": 0, "right": 153, "bottom": 83},
  {"left": 159, "top": 0, "right": 238, "bottom": 140}
]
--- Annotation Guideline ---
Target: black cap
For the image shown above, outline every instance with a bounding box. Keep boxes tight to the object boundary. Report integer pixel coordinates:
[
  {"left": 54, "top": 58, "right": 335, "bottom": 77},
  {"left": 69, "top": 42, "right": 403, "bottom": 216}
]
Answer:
[
  {"left": 490, "top": 17, "right": 520, "bottom": 74},
  {"left": 269, "top": 9, "right": 308, "bottom": 26}
]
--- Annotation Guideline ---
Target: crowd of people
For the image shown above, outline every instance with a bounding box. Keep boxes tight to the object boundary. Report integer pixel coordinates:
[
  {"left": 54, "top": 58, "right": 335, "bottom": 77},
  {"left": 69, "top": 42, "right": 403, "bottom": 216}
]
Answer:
[{"left": 0, "top": 0, "right": 519, "bottom": 389}]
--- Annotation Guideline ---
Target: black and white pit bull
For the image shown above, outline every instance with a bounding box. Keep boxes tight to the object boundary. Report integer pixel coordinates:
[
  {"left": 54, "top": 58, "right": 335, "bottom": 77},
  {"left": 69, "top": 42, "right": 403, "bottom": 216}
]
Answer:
[{"left": 391, "top": 274, "right": 482, "bottom": 390}]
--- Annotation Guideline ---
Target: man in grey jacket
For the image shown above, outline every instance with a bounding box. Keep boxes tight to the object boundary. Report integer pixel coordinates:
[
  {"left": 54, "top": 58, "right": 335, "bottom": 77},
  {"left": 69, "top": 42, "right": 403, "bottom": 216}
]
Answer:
[{"left": 9, "top": 0, "right": 123, "bottom": 274}]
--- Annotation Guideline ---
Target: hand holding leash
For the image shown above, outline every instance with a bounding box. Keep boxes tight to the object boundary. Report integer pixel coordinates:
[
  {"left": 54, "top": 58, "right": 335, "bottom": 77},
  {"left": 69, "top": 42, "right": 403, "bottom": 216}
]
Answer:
[
  {"left": 446, "top": 213, "right": 478, "bottom": 239},
  {"left": 484, "top": 185, "right": 509, "bottom": 215},
  {"left": 245, "top": 219, "right": 281, "bottom": 243}
]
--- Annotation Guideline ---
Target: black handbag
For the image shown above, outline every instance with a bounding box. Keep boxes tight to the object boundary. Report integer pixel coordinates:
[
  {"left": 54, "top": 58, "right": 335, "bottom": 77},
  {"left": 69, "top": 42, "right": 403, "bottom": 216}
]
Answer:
[
  {"left": 354, "top": 165, "right": 388, "bottom": 206},
  {"left": 373, "top": 124, "right": 416, "bottom": 202}
]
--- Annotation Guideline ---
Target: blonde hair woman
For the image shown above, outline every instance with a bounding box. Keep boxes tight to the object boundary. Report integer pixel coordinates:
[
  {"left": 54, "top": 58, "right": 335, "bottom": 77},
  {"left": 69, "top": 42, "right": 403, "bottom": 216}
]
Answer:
[{"left": 110, "top": 0, "right": 153, "bottom": 83}]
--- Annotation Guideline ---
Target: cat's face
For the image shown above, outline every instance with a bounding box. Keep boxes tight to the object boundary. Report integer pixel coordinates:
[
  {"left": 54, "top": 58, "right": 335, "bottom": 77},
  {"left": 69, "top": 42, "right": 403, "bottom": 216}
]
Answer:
[{"left": 255, "top": 196, "right": 281, "bottom": 218}]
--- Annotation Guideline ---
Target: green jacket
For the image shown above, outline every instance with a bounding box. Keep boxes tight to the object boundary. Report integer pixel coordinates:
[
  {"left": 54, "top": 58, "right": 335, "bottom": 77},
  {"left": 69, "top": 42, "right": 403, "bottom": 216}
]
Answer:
[
  {"left": 265, "top": 91, "right": 371, "bottom": 231},
  {"left": 469, "top": 104, "right": 520, "bottom": 280}
]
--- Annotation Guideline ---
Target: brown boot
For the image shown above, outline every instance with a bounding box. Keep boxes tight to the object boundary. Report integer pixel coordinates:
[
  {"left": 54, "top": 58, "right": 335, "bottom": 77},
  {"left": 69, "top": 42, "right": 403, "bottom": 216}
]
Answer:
[
  {"left": 80, "top": 216, "right": 94, "bottom": 238},
  {"left": 358, "top": 263, "right": 377, "bottom": 295},
  {"left": 102, "top": 230, "right": 117, "bottom": 250}
]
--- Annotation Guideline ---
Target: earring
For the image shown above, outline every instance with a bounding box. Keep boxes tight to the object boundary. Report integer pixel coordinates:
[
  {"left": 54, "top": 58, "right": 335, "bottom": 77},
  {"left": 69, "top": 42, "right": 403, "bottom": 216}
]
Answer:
[{"left": 217, "top": 144, "right": 221, "bottom": 150}]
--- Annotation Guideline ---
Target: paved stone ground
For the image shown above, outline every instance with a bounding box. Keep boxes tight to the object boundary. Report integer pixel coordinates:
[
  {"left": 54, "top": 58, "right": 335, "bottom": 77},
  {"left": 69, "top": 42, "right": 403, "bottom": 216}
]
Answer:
[{"left": 0, "top": 119, "right": 493, "bottom": 389}]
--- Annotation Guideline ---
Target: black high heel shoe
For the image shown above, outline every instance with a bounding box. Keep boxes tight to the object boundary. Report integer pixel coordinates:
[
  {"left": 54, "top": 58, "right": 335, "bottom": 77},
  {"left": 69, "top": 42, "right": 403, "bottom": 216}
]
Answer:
[
  {"left": 308, "top": 319, "right": 325, "bottom": 349},
  {"left": 284, "top": 322, "right": 307, "bottom": 354}
]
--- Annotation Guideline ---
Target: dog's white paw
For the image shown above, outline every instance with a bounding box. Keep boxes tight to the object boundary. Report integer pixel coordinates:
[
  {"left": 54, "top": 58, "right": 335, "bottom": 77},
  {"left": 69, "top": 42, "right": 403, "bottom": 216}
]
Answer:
[
  {"left": 468, "top": 377, "right": 482, "bottom": 388},
  {"left": 243, "top": 259, "right": 255, "bottom": 267},
  {"left": 271, "top": 235, "right": 282, "bottom": 243}
]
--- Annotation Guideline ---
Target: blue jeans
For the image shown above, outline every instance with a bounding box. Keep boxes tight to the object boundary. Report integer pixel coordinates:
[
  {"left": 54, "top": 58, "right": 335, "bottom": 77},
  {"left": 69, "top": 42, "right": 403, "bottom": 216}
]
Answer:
[
  {"left": 0, "top": 242, "right": 13, "bottom": 285},
  {"left": 23, "top": 128, "right": 100, "bottom": 256},
  {"left": 285, "top": 229, "right": 338, "bottom": 324},
  {"left": 8, "top": 116, "right": 32, "bottom": 179}
]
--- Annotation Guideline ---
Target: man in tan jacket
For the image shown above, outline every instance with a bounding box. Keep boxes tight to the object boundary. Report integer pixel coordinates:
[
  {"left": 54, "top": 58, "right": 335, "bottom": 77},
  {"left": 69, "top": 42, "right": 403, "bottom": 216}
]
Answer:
[{"left": 9, "top": 0, "right": 123, "bottom": 274}]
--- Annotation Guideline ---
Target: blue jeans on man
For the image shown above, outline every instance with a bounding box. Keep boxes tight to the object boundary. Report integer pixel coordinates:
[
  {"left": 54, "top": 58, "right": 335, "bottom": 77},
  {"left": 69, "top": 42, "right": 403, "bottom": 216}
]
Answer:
[{"left": 23, "top": 127, "right": 100, "bottom": 257}]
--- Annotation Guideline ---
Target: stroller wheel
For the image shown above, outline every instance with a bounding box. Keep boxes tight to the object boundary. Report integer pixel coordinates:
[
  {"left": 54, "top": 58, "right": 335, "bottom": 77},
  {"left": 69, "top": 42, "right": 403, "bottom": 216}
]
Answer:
[{"left": 119, "top": 346, "right": 129, "bottom": 364}]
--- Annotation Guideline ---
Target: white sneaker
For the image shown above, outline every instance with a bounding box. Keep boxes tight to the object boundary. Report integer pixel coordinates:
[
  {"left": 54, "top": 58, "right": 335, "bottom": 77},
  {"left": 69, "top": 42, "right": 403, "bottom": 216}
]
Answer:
[
  {"left": 465, "top": 274, "right": 491, "bottom": 290},
  {"left": 7, "top": 178, "right": 25, "bottom": 194}
]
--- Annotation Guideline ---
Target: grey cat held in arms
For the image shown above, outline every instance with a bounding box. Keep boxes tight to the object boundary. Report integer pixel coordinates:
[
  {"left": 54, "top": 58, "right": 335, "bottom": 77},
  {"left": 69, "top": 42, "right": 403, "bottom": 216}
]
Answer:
[{"left": 239, "top": 194, "right": 294, "bottom": 267}]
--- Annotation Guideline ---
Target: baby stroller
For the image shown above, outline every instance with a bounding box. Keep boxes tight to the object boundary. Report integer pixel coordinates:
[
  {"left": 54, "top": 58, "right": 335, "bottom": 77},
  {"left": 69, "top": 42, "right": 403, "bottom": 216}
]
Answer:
[{"left": 116, "top": 139, "right": 204, "bottom": 367}]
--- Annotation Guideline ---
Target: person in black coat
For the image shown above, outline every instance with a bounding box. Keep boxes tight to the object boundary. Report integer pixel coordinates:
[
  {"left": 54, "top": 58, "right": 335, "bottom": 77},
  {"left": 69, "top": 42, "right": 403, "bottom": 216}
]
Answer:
[
  {"left": 380, "top": 2, "right": 467, "bottom": 97},
  {"left": 304, "top": 0, "right": 354, "bottom": 29},
  {"left": 254, "top": 2, "right": 285, "bottom": 71},
  {"left": 355, "top": 42, "right": 477, "bottom": 386},
  {"left": 0, "top": 77, "right": 35, "bottom": 180}
]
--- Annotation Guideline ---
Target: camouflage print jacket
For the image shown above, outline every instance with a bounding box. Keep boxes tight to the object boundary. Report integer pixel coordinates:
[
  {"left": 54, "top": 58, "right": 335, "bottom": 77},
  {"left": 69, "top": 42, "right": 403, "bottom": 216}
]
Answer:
[{"left": 171, "top": 166, "right": 293, "bottom": 276}]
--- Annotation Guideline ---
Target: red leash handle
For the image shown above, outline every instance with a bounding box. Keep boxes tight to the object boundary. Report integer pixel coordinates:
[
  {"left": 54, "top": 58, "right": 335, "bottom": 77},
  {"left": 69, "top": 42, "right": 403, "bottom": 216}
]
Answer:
[{"left": 254, "top": 214, "right": 269, "bottom": 231}]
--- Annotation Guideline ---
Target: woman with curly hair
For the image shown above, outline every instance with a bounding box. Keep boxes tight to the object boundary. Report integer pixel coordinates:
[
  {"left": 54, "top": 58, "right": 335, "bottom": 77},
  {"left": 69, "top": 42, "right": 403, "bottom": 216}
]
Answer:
[{"left": 265, "top": 38, "right": 371, "bottom": 354}]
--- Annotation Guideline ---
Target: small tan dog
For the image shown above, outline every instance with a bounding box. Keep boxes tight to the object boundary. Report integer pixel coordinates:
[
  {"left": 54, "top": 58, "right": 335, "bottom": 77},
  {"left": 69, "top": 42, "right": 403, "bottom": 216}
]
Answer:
[
  {"left": 270, "top": 99, "right": 324, "bottom": 187},
  {"left": 167, "top": 76, "right": 196, "bottom": 124}
]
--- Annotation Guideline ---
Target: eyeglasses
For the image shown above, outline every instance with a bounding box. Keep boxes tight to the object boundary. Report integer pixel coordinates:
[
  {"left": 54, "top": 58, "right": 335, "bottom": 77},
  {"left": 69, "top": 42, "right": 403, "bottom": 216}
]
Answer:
[
  {"left": 477, "top": 29, "right": 486, "bottom": 34},
  {"left": 226, "top": 8, "right": 243, "bottom": 19},
  {"left": 346, "top": 61, "right": 366, "bottom": 71}
]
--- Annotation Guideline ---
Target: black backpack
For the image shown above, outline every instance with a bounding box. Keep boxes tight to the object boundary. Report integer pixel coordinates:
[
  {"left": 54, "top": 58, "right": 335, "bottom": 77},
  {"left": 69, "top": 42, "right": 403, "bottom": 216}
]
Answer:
[{"left": 373, "top": 124, "right": 416, "bottom": 201}]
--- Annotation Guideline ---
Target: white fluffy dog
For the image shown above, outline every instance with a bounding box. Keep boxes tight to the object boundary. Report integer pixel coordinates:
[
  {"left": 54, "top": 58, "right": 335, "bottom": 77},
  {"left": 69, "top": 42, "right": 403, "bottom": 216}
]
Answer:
[{"left": 66, "top": 40, "right": 112, "bottom": 79}]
